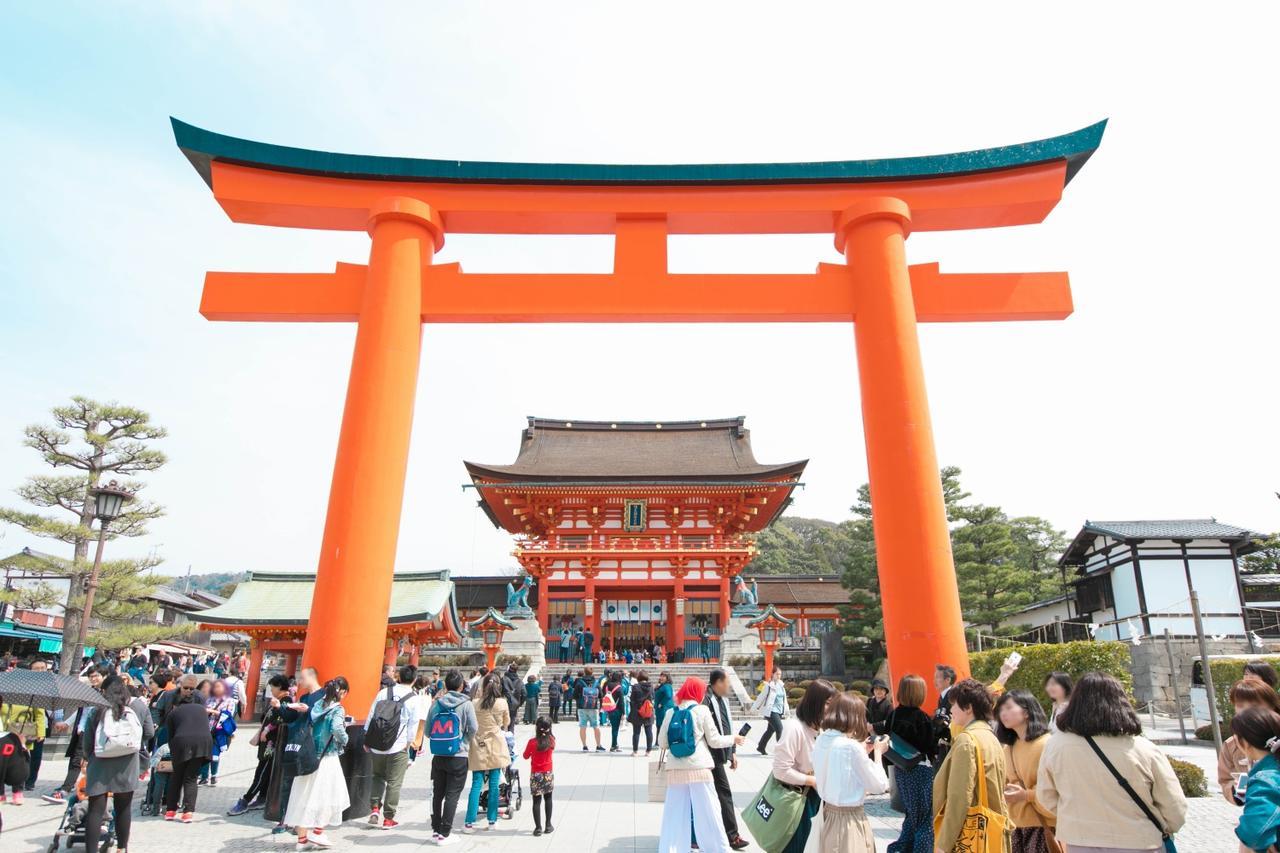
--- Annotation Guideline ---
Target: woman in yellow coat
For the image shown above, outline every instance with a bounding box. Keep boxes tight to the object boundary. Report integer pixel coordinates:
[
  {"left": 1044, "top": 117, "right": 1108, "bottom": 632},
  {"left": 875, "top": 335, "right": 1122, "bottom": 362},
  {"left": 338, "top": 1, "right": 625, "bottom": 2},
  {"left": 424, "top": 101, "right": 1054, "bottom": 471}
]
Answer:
[
  {"left": 931, "top": 678, "right": 1012, "bottom": 853},
  {"left": 994, "top": 690, "right": 1057, "bottom": 853}
]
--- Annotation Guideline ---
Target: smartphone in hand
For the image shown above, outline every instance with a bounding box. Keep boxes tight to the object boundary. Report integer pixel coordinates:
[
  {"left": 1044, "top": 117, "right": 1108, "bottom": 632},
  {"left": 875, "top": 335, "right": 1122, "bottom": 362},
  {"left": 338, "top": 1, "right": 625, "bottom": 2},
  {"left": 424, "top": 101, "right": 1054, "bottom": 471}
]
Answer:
[{"left": 738, "top": 723, "right": 752, "bottom": 736}]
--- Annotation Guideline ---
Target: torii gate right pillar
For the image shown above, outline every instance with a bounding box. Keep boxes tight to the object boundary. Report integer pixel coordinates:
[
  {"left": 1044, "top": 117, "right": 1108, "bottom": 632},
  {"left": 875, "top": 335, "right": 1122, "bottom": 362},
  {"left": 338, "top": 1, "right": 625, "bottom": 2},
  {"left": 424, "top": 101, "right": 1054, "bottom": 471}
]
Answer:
[{"left": 839, "top": 198, "right": 969, "bottom": 694}]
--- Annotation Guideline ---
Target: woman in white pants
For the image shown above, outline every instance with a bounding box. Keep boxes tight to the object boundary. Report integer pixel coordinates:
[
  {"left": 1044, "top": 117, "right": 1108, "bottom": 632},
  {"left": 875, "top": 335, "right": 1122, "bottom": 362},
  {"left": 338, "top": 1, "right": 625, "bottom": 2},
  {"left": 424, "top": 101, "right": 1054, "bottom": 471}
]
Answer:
[{"left": 657, "top": 676, "right": 745, "bottom": 853}]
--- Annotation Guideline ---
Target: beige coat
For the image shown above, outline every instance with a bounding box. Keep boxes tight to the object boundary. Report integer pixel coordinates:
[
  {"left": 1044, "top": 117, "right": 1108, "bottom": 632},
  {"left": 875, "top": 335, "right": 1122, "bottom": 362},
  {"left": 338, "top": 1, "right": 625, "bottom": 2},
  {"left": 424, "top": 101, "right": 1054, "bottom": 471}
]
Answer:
[
  {"left": 468, "top": 700, "right": 511, "bottom": 772},
  {"left": 1037, "top": 731, "right": 1187, "bottom": 849}
]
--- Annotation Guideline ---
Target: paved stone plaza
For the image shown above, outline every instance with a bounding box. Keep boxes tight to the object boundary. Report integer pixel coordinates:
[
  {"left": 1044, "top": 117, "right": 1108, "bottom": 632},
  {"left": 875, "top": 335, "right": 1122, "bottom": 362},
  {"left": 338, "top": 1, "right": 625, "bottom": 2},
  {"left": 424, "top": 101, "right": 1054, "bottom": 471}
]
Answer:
[{"left": 2, "top": 719, "right": 1238, "bottom": 852}]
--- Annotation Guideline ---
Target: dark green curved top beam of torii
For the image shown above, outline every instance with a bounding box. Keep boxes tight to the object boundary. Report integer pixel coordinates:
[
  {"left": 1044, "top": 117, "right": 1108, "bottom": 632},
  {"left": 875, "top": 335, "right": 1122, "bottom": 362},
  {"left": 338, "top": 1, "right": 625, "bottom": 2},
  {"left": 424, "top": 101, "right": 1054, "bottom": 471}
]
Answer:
[{"left": 172, "top": 117, "right": 1106, "bottom": 189}]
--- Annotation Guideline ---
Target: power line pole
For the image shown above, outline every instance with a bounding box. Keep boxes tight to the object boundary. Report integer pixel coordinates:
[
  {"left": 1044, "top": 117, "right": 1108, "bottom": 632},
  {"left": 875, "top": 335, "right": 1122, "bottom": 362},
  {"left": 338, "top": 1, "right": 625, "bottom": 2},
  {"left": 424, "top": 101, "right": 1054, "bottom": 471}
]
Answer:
[{"left": 1191, "top": 590, "right": 1223, "bottom": 753}]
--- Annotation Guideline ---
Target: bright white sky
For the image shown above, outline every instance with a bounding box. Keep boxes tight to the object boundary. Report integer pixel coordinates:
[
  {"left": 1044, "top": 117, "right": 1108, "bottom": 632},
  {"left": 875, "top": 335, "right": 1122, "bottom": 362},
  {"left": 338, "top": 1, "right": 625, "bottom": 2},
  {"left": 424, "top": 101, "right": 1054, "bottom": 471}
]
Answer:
[{"left": 1, "top": 3, "right": 1277, "bottom": 582}]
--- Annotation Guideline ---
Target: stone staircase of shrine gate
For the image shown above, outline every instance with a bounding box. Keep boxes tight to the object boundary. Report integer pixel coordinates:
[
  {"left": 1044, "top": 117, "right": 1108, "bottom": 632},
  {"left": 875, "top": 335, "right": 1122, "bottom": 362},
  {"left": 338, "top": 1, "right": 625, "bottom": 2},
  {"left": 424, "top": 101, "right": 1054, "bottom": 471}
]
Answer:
[{"left": 525, "top": 662, "right": 757, "bottom": 720}]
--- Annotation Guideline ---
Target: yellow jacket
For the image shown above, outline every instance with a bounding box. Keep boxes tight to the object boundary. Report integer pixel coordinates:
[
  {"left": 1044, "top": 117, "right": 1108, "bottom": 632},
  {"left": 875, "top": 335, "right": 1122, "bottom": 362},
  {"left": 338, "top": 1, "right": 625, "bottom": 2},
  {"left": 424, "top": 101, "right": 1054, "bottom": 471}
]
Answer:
[
  {"left": 931, "top": 720, "right": 1012, "bottom": 853},
  {"left": 1003, "top": 734, "right": 1055, "bottom": 828},
  {"left": 1, "top": 702, "right": 47, "bottom": 740}
]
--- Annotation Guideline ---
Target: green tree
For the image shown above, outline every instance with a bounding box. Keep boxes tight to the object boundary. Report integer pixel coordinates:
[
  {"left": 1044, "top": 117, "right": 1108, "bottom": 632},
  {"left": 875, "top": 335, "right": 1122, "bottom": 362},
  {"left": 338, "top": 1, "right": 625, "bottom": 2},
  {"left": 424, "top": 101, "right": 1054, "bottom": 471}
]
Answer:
[
  {"left": 1008, "top": 515, "right": 1071, "bottom": 601},
  {"left": 0, "top": 397, "right": 167, "bottom": 670},
  {"left": 1242, "top": 534, "right": 1280, "bottom": 575},
  {"left": 839, "top": 468, "right": 970, "bottom": 654},
  {"left": 952, "top": 504, "right": 1032, "bottom": 634},
  {"left": 750, "top": 517, "right": 852, "bottom": 575}
]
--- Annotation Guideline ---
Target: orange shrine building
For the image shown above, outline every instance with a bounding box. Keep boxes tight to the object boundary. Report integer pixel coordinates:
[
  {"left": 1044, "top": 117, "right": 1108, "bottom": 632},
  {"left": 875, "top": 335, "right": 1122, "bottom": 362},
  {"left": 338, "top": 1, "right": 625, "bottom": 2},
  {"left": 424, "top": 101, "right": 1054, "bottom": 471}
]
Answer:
[{"left": 465, "top": 416, "right": 805, "bottom": 661}]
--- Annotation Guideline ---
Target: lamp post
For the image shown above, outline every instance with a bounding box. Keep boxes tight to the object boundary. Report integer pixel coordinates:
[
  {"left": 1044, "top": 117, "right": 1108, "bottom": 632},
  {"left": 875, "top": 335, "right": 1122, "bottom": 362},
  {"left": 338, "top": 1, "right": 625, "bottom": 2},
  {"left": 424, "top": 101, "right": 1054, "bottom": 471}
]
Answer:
[
  {"left": 747, "top": 605, "right": 794, "bottom": 683},
  {"left": 468, "top": 607, "right": 515, "bottom": 672},
  {"left": 73, "top": 480, "right": 135, "bottom": 669}
]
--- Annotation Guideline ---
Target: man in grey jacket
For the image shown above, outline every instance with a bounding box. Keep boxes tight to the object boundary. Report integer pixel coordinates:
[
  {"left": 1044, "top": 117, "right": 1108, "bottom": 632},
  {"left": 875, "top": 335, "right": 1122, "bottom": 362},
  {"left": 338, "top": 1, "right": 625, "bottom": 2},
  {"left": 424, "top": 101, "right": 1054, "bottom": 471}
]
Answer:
[{"left": 426, "top": 671, "right": 478, "bottom": 845}]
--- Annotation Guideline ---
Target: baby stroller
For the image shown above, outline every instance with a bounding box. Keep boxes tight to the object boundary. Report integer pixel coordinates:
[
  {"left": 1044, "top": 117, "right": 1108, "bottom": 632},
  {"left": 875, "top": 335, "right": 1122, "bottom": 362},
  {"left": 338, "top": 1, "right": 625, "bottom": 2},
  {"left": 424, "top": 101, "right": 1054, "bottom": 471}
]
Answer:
[
  {"left": 477, "top": 732, "right": 523, "bottom": 819},
  {"left": 47, "top": 790, "right": 115, "bottom": 853}
]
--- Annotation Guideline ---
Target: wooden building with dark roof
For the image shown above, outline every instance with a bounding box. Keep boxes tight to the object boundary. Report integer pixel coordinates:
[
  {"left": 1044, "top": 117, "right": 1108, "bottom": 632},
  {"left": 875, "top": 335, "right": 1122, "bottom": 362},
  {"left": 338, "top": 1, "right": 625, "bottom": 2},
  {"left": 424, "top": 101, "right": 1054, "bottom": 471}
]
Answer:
[{"left": 465, "top": 416, "right": 806, "bottom": 661}]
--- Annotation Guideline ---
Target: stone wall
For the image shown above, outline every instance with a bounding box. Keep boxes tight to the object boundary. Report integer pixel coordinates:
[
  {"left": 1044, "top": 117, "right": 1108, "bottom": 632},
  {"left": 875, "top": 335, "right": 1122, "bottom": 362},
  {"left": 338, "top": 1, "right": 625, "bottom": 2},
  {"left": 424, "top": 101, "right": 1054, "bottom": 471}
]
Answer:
[{"left": 1129, "top": 637, "right": 1253, "bottom": 713}]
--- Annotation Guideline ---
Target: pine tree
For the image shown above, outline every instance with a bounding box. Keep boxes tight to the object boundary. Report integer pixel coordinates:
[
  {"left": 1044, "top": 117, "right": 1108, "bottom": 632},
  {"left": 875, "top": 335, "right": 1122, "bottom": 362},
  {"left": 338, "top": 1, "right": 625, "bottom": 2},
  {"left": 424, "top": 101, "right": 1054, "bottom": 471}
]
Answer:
[
  {"left": 952, "top": 505, "right": 1034, "bottom": 634},
  {"left": 0, "top": 397, "right": 167, "bottom": 670}
]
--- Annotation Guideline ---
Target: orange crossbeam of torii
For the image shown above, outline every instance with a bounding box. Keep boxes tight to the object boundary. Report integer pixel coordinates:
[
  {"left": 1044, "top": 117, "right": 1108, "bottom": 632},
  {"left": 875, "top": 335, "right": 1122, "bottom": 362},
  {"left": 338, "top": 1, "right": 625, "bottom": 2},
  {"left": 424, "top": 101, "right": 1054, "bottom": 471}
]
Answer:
[{"left": 173, "top": 117, "right": 1106, "bottom": 711}]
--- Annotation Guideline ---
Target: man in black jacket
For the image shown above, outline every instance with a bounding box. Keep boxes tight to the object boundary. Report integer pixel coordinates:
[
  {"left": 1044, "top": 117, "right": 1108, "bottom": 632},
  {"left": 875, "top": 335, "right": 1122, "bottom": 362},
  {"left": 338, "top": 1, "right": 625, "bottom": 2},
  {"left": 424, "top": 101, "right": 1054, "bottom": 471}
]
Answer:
[
  {"left": 705, "top": 669, "right": 749, "bottom": 850},
  {"left": 501, "top": 664, "right": 523, "bottom": 733}
]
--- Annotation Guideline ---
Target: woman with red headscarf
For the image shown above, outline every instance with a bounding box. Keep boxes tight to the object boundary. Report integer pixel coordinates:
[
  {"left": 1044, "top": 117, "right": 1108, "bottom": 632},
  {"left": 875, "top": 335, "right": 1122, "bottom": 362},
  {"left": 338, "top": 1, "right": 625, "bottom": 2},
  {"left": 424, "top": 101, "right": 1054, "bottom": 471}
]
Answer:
[{"left": 656, "top": 676, "right": 745, "bottom": 853}]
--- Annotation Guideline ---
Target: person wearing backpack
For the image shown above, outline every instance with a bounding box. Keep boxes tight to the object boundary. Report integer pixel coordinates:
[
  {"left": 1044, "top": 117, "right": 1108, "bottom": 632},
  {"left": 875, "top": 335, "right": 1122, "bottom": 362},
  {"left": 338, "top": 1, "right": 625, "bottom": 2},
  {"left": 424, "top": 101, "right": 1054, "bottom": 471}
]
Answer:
[
  {"left": 363, "top": 665, "right": 423, "bottom": 831},
  {"left": 628, "top": 670, "right": 655, "bottom": 756},
  {"left": 83, "top": 674, "right": 154, "bottom": 853},
  {"left": 274, "top": 666, "right": 325, "bottom": 839},
  {"left": 577, "top": 666, "right": 604, "bottom": 752},
  {"left": 547, "top": 676, "right": 562, "bottom": 724},
  {"left": 657, "top": 676, "right": 744, "bottom": 853},
  {"left": 426, "top": 670, "right": 478, "bottom": 845},
  {"left": 602, "top": 670, "right": 626, "bottom": 752},
  {"left": 284, "top": 677, "right": 351, "bottom": 851}
]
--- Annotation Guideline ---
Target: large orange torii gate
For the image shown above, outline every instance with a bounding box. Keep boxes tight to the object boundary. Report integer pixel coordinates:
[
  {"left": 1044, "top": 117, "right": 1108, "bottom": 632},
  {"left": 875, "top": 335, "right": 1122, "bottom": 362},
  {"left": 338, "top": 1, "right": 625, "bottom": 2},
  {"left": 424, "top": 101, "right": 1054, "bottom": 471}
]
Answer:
[{"left": 173, "top": 117, "right": 1105, "bottom": 709}]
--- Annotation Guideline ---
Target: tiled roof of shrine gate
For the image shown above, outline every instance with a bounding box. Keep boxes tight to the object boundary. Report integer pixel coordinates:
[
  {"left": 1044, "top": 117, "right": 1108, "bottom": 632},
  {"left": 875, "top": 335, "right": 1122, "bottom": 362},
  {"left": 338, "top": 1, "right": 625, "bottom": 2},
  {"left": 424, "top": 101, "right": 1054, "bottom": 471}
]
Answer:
[
  {"left": 195, "top": 570, "right": 458, "bottom": 628},
  {"left": 464, "top": 417, "right": 806, "bottom": 483},
  {"left": 172, "top": 117, "right": 1106, "bottom": 188}
]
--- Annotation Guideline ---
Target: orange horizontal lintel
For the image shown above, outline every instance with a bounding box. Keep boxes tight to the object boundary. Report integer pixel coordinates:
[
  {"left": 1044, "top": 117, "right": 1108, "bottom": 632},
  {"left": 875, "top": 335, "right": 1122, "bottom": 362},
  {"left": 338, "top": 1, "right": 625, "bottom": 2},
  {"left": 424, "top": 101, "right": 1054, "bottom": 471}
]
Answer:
[
  {"left": 199, "top": 261, "right": 1070, "bottom": 324},
  {"left": 905, "top": 262, "right": 1073, "bottom": 321},
  {"left": 200, "top": 262, "right": 366, "bottom": 321}
]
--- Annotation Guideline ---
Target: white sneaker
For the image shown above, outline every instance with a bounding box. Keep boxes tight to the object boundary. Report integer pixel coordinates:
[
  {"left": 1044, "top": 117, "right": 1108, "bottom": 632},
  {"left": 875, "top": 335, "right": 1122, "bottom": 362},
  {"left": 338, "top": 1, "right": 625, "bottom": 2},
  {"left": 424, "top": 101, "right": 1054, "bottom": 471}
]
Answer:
[
  {"left": 436, "top": 835, "right": 458, "bottom": 846},
  {"left": 308, "top": 833, "right": 334, "bottom": 849}
]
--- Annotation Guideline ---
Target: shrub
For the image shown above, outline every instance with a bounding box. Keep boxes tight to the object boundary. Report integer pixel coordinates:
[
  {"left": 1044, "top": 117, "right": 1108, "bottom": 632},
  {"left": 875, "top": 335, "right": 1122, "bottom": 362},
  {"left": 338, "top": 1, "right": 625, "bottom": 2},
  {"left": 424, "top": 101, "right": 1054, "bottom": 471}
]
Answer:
[
  {"left": 1167, "top": 757, "right": 1208, "bottom": 798},
  {"left": 1195, "top": 722, "right": 1230, "bottom": 742},
  {"left": 828, "top": 681, "right": 846, "bottom": 693},
  {"left": 848, "top": 680, "right": 870, "bottom": 695},
  {"left": 969, "top": 640, "right": 1133, "bottom": 710},
  {"left": 1206, "top": 657, "right": 1280, "bottom": 728},
  {"left": 798, "top": 679, "right": 814, "bottom": 689},
  {"left": 787, "top": 687, "right": 805, "bottom": 699}
]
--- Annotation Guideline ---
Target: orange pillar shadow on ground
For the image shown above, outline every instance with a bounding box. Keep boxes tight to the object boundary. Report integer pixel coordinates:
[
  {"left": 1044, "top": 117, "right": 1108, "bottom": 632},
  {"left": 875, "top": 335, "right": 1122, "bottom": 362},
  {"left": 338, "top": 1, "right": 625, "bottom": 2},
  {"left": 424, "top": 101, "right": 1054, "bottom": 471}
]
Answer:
[
  {"left": 300, "top": 198, "right": 443, "bottom": 714},
  {"left": 840, "top": 198, "right": 971, "bottom": 707}
]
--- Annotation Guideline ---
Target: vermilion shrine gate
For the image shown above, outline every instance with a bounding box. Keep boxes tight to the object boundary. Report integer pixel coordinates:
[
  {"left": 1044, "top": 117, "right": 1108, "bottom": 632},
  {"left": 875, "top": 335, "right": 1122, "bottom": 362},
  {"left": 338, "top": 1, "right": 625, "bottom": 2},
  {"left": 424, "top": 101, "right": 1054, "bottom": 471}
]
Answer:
[{"left": 173, "top": 117, "right": 1105, "bottom": 708}]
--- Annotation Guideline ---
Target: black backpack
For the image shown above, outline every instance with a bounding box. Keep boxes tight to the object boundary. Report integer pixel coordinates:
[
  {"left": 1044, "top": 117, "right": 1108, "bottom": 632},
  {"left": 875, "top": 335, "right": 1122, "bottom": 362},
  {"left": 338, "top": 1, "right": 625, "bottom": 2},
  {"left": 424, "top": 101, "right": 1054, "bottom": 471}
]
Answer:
[
  {"left": 282, "top": 709, "right": 319, "bottom": 775},
  {"left": 364, "top": 686, "right": 408, "bottom": 751}
]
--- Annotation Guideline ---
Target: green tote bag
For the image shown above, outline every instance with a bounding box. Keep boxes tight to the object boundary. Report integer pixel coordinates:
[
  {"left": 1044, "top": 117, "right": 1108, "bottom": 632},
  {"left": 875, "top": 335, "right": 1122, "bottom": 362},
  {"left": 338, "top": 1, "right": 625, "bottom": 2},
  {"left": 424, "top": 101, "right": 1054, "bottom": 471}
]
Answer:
[{"left": 740, "top": 776, "right": 806, "bottom": 853}]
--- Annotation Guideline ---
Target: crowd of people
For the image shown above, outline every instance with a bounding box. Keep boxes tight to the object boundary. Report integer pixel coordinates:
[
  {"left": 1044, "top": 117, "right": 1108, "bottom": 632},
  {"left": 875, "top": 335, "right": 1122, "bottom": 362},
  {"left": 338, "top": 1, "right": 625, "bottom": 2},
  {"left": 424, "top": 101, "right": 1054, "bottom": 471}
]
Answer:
[{"left": 7, "top": 649, "right": 1280, "bottom": 851}]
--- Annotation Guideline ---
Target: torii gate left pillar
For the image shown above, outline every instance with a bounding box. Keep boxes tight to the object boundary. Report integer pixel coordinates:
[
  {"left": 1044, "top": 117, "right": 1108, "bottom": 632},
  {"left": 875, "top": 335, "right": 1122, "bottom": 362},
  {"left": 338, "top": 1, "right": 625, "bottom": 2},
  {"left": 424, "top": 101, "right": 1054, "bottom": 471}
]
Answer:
[{"left": 173, "top": 117, "right": 1105, "bottom": 710}]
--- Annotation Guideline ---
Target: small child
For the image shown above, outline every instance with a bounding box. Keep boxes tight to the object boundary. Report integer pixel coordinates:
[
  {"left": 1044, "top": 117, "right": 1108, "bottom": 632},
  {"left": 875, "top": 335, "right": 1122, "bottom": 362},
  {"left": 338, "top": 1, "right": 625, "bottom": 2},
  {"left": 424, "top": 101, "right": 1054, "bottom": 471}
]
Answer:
[{"left": 522, "top": 716, "right": 555, "bottom": 836}]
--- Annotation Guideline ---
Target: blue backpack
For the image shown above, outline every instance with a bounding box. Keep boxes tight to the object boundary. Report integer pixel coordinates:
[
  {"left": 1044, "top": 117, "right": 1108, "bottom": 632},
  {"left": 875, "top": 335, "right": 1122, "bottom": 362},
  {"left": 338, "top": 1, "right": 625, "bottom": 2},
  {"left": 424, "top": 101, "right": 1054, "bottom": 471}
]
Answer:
[
  {"left": 429, "top": 703, "right": 465, "bottom": 756},
  {"left": 667, "top": 705, "right": 697, "bottom": 758},
  {"left": 581, "top": 684, "right": 600, "bottom": 710}
]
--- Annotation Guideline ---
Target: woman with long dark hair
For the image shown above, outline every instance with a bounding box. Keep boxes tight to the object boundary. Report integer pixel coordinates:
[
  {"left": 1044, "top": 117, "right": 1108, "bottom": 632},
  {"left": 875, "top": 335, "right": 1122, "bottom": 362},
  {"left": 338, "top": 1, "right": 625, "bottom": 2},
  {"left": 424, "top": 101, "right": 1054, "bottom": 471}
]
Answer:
[
  {"left": 604, "top": 670, "right": 625, "bottom": 752},
  {"left": 994, "top": 689, "right": 1056, "bottom": 853},
  {"left": 772, "top": 678, "right": 837, "bottom": 853},
  {"left": 283, "top": 676, "right": 350, "bottom": 850},
  {"left": 164, "top": 675, "right": 214, "bottom": 822},
  {"left": 465, "top": 672, "right": 511, "bottom": 831},
  {"left": 83, "top": 674, "right": 154, "bottom": 852},
  {"left": 1038, "top": 672, "right": 1186, "bottom": 852}
]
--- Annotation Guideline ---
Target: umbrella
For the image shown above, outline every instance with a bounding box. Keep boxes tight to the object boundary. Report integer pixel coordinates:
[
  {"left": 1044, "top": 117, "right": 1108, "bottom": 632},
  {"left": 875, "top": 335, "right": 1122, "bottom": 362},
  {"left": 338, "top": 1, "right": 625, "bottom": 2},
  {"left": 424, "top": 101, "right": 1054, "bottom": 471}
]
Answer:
[{"left": 0, "top": 669, "right": 109, "bottom": 714}]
